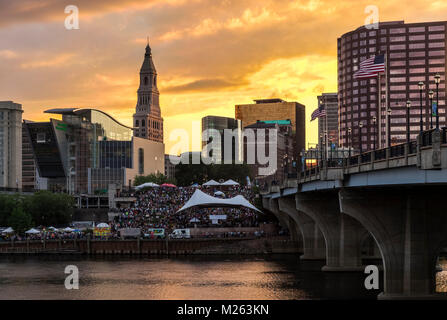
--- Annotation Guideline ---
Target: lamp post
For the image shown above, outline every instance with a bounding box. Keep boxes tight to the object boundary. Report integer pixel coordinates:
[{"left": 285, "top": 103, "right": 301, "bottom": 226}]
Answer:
[
  {"left": 359, "top": 122, "right": 363, "bottom": 154},
  {"left": 319, "top": 133, "right": 323, "bottom": 165},
  {"left": 418, "top": 81, "right": 424, "bottom": 133},
  {"left": 387, "top": 108, "right": 392, "bottom": 147},
  {"left": 435, "top": 73, "right": 441, "bottom": 130},
  {"left": 348, "top": 127, "right": 352, "bottom": 159},
  {"left": 406, "top": 100, "right": 411, "bottom": 143},
  {"left": 429, "top": 90, "right": 434, "bottom": 129},
  {"left": 372, "top": 116, "right": 377, "bottom": 150}
]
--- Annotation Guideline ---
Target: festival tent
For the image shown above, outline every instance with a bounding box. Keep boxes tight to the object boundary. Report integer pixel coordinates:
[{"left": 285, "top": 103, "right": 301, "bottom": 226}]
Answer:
[
  {"left": 96, "top": 223, "right": 110, "bottom": 228},
  {"left": 160, "top": 183, "right": 177, "bottom": 188},
  {"left": 62, "top": 227, "right": 75, "bottom": 232},
  {"left": 189, "top": 218, "right": 200, "bottom": 223},
  {"left": 221, "top": 179, "right": 239, "bottom": 186},
  {"left": 48, "top": 226, "right": 58, "bottom": 232},
  {"left": 202, "top": 179, "right": 220, "bottom": 186},
  {"left": 2, "top": 227, "right": 14, "bottom": 234},
  {"left": 177, "top": 189, "right": 261, "bottom": 213},
  {"left": 135, "top": 182, "right": 159, "bottom": 190},
  {"left": 25, "top": 228, "right": 41, "bottom": 234}
]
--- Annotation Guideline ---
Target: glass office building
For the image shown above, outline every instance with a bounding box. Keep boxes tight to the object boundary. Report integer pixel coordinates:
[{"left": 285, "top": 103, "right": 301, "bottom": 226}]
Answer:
[{"left": 25, "top": 108, "right": 136, "bottom": 193}]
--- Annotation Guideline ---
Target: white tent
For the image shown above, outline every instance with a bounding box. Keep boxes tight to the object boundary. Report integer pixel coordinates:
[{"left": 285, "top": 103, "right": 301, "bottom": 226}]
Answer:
[
  {"left": 2, "top": 227, "right": 14, "bottom": 234},
  {"left": 202, "top": 179, "right": 220, "bottom": 186},
  {"left": 189, "top": 217, "right": 200, "bottom": 223},
  {"left": 177, "top": 189, "right": 261, "bottom": 213},
  {"left": 48, "top": 226, "right": 58, "bottom": 232},
  {"left": 96, "top": 223, "right": 110, "bottom": 228},
  {"left": 221, "top": 179, "right": 239, "bottom": 186},
  {"left": 62, "top": 227, "right": 75, "bottom": 232},
  {"left": 25, "top": 228, "right": 41, "bottom": 234},
  {"left": 135, "top": 182, "right": 159, "bottom": 190}
]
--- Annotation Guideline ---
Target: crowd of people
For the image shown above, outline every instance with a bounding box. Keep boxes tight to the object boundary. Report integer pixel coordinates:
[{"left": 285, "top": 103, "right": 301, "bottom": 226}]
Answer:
[{"left": 110, "top": 185, "right": 261, "bottom": 236}]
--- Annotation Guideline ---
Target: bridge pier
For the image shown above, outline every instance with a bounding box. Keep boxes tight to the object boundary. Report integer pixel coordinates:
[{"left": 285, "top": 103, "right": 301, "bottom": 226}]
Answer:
[
  {"left": 278, "top": 197, "right": 325, "bottom": 261},
  {"left": 296, "top": 191, "right": 366, "bottom": 272},
  {"left": 339, "top": 187, "right": 447, "bottom": 299},
  {"left": 268, "top": 198, "right": 302, "bottom": 242}
]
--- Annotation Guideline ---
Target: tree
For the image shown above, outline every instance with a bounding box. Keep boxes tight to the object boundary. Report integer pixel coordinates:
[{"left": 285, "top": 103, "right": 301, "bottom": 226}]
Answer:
[
  {"left": 134, "top": 172, "right": 175, "bottom": 186},
  {"left": 8, "top": 204, "right": 32, "bottom": 234},
  {"left": 0, "top": 194, "right": 18, "bottom": 226},
  {"left": 27, "top": 191, "right": 74, "bottom": 226}
]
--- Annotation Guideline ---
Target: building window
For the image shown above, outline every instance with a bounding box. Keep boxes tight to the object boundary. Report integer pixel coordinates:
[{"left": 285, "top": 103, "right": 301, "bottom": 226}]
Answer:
[
  {"left": 135, "top": 120, "right": 139, "bottom": 127},
  {"left": 37, "top": 133, "right": 46, "bottom": 143},
  {"left": 142, "top": 119, "right": 145, "bottom": 127},
  {"left": 144, "top": 77, "right": 148, "bottom": 85},
  {"left": 138, "top": 148, "right": 144, "bottom": 174}
]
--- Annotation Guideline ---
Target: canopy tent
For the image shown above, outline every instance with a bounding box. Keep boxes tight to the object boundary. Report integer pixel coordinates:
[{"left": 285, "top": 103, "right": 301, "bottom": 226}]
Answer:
[
  {"left": 189, "top": 217, "right": 200, "bottom": 223},
  {"left": 191, "top": 183, "right": 200, "bottom": 188},
  {"left": 177, "top": 189, "right": 261, "bottom": 213},
  {"left": 62, "top": 227, "right": 75, "bottom": 232},
  {"left": 135, "top": 182, "right": 159, "bottom": 190},
  {"left": 202, "top": 179, "right": 220, "bottom": 186},
  {"left": 2, "top": 227, "right": 14, "bottom": 234},
  {"left": 25, "top": 228, "right": 41, "bottom": 234},
  {"left": 160, "top": 183, "right": 177, "bottom": 188},
  {"left": 96, "top": 223, "right": 110, "bottom": 228},
  {"left": 48, "top": 226, "right": 58, "bottom": 232},
  {"left": 221, "top": 179, "right": 239, "bottom": 186}
]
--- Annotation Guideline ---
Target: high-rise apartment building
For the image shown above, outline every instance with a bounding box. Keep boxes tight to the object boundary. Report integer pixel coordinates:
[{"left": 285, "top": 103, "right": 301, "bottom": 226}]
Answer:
[
  {"left": 338, "top": 20, "right": 446, "bottom": 151},
  {"left": 0, "top": 101, "right": 22, "bottom": 189}
]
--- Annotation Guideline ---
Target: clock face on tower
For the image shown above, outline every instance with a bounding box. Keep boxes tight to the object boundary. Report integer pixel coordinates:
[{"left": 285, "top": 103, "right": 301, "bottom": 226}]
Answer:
[{"left": 133, "top": 43, "right": 163, "bottom": 143}]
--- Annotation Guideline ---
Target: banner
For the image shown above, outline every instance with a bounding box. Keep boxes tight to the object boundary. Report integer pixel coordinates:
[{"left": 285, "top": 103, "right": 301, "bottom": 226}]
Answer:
[
  {"left": 432, "top": 102, "right": 438, "bottom": 117},
  {"left": 209, "top": 215, "right": 227, "bottom": 220}
]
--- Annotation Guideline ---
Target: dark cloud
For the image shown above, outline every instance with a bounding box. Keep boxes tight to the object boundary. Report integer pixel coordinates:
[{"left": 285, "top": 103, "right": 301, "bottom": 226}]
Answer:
[{"left": 163, "top": 78, "right": 245, "bottom": 93}]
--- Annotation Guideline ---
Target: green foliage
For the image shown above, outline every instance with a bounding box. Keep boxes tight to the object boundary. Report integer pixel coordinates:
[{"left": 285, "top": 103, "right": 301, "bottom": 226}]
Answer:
[
  {"left": 0, "top": 191, "right": 74, "bottom": 233},
  {"left": 175, "top": 161, "right": 252, "bottom": 187},
  {"left": 8, "top": 204, "right": 32, "bottom": 234},
  {"left": 26, "top": 191, "right": 74, "bottom": 226},
  {"left": 0, "top": 194, "right": 19, "bottom": 226},
  {"left": 134, "top": 172, "right": 176, "bottom": 186}
]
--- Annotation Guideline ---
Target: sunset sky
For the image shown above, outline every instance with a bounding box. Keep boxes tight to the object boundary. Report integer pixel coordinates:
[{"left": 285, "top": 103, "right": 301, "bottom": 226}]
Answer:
[{"left": 1, "top": 0, "right": 446, "bottom": 153}]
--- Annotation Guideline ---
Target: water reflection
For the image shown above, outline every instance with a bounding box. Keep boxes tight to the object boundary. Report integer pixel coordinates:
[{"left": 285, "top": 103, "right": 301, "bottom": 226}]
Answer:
[{"left": 0, "top": 255, "right": 379, "bottom": 300}]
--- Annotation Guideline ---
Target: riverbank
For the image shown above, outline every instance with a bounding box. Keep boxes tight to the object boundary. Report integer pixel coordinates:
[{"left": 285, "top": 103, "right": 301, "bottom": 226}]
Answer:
[{"left": 0, "top": 237, "right": 301, "bottom": 256}]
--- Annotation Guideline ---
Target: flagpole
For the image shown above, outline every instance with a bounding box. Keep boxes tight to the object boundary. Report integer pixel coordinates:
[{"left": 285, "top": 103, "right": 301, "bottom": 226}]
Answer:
[
  {"left": 325, "top": 111, "right": 328, "bottom": 160},
  {"left": 385, "top": 51, "right": 389, "bottom": 147},
  {"left": 378, "top": 72, "right": 382, "bottom": 148}
]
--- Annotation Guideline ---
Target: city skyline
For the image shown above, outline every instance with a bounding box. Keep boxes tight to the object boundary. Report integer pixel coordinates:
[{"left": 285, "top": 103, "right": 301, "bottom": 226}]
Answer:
[{"left": 1, "top": 1, "right": 447, "bottom": 152}]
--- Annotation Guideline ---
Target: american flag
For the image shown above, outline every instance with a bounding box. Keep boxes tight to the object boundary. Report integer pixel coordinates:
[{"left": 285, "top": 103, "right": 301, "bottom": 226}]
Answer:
[
  {"left": 353, "top": 54, "right": 385, "bottom": 79},
  {"left": 311, "top": 107, "right": 326, "bottom": 121}
]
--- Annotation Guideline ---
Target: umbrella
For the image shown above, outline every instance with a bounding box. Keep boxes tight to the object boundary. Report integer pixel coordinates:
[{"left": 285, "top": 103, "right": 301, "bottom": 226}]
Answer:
[
  {"left": 96, "top": 223, "right": 110, "bottom": 228},
  {"left": 25, "top": 228, "right": 41, "bottom": 234},
  {"left": 214, "top": 191, "right": 225, "bottom": 196},
  {"left": 160, "top": 183, "right": 177, "bottom": 188},
  {"left": 48, "top": 226, "right": 58, "bottom": 232},
  {"left": 191, "top": 183, "right": 200, "bottom": 188},
  {"left": 1, "top": 227, "right": 14, "bottom": 234},
  {"left": 63, "top": 227, "right": 75, "bottom": 232}
]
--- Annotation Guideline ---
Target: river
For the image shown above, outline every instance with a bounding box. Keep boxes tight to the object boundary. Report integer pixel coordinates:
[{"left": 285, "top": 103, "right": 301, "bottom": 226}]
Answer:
[{"left": 1, "top": 254, "right": 446, "bottom": 299}]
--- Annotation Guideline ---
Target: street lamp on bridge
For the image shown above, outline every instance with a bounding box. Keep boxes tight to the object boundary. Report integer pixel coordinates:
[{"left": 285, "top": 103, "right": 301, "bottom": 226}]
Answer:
[
  {"left": 372, "top": 116, "right": 377, "bottom": 150},
  {"left": 418, "top": 81, "right": 425, "bottom": 133},
  {"left": 348, "top": 127, "right": 352, "bottom": 159},
  {"left": 435, "top": 73, "right": 441, "bottom": 130},
  {"left": 429, "top": 90, "right": 434, "bottom": 130},
  {"left": 359, "top": 122, "right": 363, "bottom": 154},
  {"left": 387, "top": 108, "right": 392, "bottom": 147},
  {"left": 406, "top": 100, "right": 411, "bottom": 143}
]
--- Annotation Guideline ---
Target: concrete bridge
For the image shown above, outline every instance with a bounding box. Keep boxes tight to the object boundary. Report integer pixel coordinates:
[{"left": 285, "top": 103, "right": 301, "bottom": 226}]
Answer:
[{"left": 261, "top": 129, "right": 447, "bottom": 299}]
